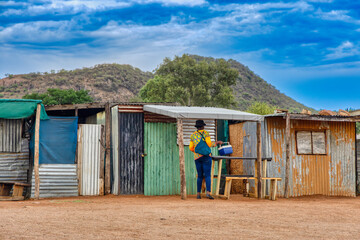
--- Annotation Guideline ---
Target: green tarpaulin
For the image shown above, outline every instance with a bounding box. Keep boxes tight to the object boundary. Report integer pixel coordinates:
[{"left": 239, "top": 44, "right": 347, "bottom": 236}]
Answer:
[{"left": 0, "top": 99, "right": 49, "bottom": 120}]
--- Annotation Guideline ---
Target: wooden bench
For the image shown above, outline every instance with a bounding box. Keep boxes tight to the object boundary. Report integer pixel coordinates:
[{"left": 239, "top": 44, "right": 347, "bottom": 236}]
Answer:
[
  {"left": 222, "top": 177, "right": 282, "bottom": 200},
  {"left": 262, "top": 177, "right": 282, "bottom": 200},
  {"left": 0, "top": 182, "right": 31, "bottom": 201}
]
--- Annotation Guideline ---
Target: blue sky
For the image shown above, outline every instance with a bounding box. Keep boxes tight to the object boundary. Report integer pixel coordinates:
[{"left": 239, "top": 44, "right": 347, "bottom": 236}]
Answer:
[{"left": 1, "top": 0, "right": 359, "bottom": 110}]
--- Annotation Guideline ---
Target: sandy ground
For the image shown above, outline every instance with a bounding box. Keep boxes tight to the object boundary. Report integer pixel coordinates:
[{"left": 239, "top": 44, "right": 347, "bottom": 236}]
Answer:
[{"left": 0, "top": 195, "right": 359, "bottom": 240}]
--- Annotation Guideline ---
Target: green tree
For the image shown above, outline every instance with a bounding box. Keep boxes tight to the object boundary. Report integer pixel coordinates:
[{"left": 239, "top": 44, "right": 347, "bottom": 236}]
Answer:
[
  {"left": 23, "top": 88, "right": 93, "bottom": 105},
  {"left": 140, "top": 54, "right": 239, "bottom": 107},
  {"left": 246, "top": 101, "right": 277, "bottom": 115}
]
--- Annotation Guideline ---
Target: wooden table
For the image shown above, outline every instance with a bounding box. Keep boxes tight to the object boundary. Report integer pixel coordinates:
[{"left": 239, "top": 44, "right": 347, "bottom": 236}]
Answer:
[{"left": 210, "top": 156, "right": 272, "bottom": 199}]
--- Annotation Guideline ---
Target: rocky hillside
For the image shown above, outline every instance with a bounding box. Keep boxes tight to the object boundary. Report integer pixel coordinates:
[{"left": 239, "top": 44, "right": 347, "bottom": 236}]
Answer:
[
  {"left": 0, "top": 57, "right": 313, "bottom": 112},
  {"left": 0, "top": 64, "right": 153, "bottom": 102},
  {"left": 191, "top": 55, "right": 314, "bottom": 112}
]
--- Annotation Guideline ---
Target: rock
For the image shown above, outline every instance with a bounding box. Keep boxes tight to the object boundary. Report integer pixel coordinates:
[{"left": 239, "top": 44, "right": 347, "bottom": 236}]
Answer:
[
  {"left": 338, "top": 109, "right": 350, "bottom": 116},
  {"left": 319, "top": 110, "right": 336, "bottom": 116}
]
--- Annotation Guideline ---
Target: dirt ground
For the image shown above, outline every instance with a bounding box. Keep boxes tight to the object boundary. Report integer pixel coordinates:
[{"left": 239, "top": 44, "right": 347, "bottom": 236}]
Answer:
[{"left": 0, "top": 195, "right": 359, "bottom": 240}]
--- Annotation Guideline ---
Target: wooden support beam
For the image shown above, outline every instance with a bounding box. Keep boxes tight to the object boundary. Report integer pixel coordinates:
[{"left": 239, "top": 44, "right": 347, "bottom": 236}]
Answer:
[
  {"left": 99, "top": 125, "right": 105, "bottom": 195},
  {"left": 262, "top": 160, "right": 267, "bottom": 198},
  {"left": 256, "top": 121, "right": 262, "bottom": 199},
  {"left": 284, "top": 112, "right": 291, "bottom": 198},
  {"left": 177, "top": 119, "right": 187, "bottom": 200},
  {"left": 34, "top": 103, "right": 41, "bottom": 199},
  {"left": 74, "top": 107, "right": 78, "bottom": 116},
  {"left": 105, "top": 102, "right": 111, "bottom": 194}
]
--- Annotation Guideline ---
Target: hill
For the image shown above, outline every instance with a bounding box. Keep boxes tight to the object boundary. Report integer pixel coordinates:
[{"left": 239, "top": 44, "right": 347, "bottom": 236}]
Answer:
[
  {"left": 0, "top": 64, "right": 153, "bottom": 102},
  {"left": 190, "top": 55, "right": 314, "bottom": 112},
  {"left": 0, "top": 57, "right": 313, "bottom": 112}
]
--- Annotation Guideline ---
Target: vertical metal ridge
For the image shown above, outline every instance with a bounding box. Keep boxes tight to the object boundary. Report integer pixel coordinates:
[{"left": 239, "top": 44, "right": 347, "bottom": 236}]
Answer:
[
  {"left": 79, "top": 124, "right": 101, "bottom": 196},
  {"left": 0, "top": 119, "right": 22, "bottom": 152}
]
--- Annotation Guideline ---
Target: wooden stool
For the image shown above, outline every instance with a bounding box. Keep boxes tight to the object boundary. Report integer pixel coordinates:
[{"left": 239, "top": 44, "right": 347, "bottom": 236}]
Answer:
[{"left": 262, "top": 177, "right": 282, "bottom": 200}]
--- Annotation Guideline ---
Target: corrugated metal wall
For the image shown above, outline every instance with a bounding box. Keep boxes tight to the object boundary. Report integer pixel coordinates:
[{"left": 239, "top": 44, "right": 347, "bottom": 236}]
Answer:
[
  {"left": 0, "top": 138, "right": 30, "bottom": 182},
  {"left": 78, "top": 124, "right": 101, "bottom": 196},
  {"left": 144, "top": 122, "right": 218, "bottom": 196},
  {"left": 228, "top": 122, "right": 270, "bottom": 194},
  {"left": 111, "top": 105, "right": 119, "bottom": 194},
  {"left": 31, "top": 164, "right": 78, "bottom": 198},
  {"left": 182, "top": 119, "right": 216, "bottom": 145},
  {"left": 265, "top": 117, "right": 356, "bottom": 197},
  {"left": 118, "top": 112, "right": 144, "bottom": 194},
  {"left": 0, "top": 119, "right": 22, "bottom": 152}
]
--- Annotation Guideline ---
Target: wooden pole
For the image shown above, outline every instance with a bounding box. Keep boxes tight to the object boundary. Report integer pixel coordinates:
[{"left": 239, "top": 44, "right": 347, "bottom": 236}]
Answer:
[
  {"left": 99, "top": 125, "right": 105, "bottom": 195},
  {"left": 34, "top": 103, "right": 41, "bottom": 199},
  {"left": 177, "top": 118, "right": 187, "bottom": 200},
  {"left": 105, "top": 102, "right": 111, "bottom": 194},
  {"left": 284, "top": 112, "right": 291, "bottom": 198},
  {"left": 256, "top": 121, "right": 262, "bottom": 199}
]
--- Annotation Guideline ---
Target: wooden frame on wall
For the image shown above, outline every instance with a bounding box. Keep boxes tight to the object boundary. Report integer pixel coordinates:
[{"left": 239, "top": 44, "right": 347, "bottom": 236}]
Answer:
[{"left": 295, "top": 129, "right": 328, "bottom": 155}]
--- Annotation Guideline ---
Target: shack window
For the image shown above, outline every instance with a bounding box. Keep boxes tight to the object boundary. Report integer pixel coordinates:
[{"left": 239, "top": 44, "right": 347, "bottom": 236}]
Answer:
[{"left": 296, "top": 131, "right": 326, "bottom": 155}]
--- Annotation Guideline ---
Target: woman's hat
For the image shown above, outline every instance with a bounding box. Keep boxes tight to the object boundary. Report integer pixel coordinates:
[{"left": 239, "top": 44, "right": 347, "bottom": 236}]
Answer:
[{"left": 195, "top": 120, "right": 206, "bottom": 128}]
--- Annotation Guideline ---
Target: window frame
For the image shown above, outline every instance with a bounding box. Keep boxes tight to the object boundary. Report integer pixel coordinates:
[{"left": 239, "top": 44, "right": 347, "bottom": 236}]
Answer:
[{"left": 295, "top": 130, "right": 327, "bottom": 155}]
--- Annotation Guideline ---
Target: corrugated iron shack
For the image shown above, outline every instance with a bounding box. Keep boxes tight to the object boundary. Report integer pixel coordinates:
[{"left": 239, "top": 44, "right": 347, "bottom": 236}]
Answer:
[
  {"left": 45, "top": 102, "right": 115, "bottom": 197},
  {"left": 264, "top": 113, "right": 358, "bottom": 197},
  {"left": 111, "top": 104, "right": 263, "bottom": 198},
  {"left": 0, "top": 99, "right": 49, "bottom": 200}
]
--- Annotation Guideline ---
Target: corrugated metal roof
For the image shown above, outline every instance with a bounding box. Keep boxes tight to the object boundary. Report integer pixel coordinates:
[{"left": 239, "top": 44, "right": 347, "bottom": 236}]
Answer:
[
  {"left": 265, "top": 113, "right": 358, "bottom": 122},
  {"left": 143, "top": 105, "right": 263, "bottom": 121}
]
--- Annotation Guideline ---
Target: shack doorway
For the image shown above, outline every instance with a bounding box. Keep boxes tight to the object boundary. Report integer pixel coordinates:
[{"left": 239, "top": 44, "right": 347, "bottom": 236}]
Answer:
[{"left": 118, "top": 112, "right": 144, "bottom": 194}]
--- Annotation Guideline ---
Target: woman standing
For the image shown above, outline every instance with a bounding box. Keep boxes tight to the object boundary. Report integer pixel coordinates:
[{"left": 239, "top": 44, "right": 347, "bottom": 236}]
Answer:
[{"left": 189, "top": 120, "right": 223, "bottom": 199}]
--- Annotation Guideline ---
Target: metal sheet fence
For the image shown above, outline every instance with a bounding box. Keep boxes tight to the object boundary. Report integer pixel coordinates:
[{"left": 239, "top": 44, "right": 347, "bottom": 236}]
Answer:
[{"left": 31, "top": 164, "right": 78, "bottom": 198}]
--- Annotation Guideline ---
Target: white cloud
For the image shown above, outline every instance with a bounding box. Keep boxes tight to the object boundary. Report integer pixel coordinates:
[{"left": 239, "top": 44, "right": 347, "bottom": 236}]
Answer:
[
  {"left": 1, "top": 0, "right": 206, "bottom": 16},
  {"left": 325, "top": 41, "right": 360, "bottom": 60},
  {"left": 315, "top": 9, "right": 360, "bottom": 24},
  {"left": 0, "top": 20, "right": 74, "bottom": 43},
  {"left": 210, "top": 1, "right": 313, "bottom": 13},
  {"left": 0, "top": 1, "right": 28, "bottom": 7},
  {"left": 135, "top": 0, "right": 207, "bottom": 7},
  {"left": 300, "top": 43, "right": 318, "bottom": 47}
]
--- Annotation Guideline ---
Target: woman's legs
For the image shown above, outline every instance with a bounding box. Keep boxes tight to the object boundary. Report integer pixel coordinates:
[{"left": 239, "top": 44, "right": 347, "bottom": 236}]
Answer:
[
  {"left": 203, "top": 156, "right": 212, "bottom": 193},
  {"left": 195, "top": 156, "right": 214, "bottom": 199},
  {"left": 195, "top": 158, "right": 204, "bottom": 194}
]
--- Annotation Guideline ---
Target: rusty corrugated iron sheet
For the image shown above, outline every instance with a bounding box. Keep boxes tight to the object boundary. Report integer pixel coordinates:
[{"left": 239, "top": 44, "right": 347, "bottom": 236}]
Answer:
[
  {"left": 229, "top": 122, "right": 271, "bottom": 194},
  {"left": 266, "top": 117, "right": 356, "bottom": 197}
]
